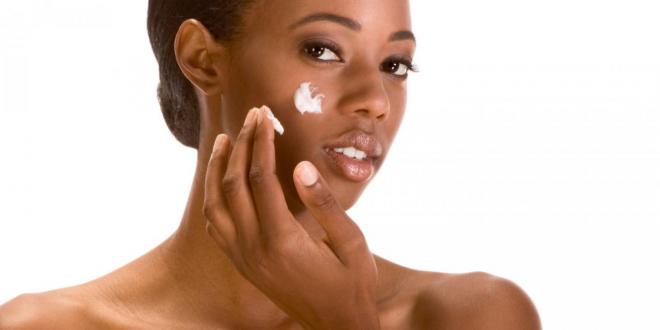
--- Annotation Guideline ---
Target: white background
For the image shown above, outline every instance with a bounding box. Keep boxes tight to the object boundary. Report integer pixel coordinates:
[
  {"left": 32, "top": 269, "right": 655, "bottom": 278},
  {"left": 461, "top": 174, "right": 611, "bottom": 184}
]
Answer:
[{"left": 1, "top": 1, "right": 658, "bottom": 329}]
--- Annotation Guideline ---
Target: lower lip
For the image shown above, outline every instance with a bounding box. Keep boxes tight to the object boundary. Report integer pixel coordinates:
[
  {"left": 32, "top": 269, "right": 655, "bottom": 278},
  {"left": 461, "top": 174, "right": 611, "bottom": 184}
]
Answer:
[{"left": 323, "top": 148, "right": 375, "bottom": 183}]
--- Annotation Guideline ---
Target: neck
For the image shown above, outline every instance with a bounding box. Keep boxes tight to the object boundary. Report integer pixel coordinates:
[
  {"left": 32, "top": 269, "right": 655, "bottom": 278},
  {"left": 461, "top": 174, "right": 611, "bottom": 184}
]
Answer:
[
  {"left": 148, "top": 132, "right": 328, "bottom": 325},
  {"left": 113, "top": 94, "right": 330, "bottom": 325}
]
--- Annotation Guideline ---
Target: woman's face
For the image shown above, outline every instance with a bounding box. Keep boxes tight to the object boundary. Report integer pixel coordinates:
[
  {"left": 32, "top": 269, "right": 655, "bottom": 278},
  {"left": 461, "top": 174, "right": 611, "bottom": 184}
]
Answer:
[{"left": 216, "top": 0, "right": 415, "bottom": 213}]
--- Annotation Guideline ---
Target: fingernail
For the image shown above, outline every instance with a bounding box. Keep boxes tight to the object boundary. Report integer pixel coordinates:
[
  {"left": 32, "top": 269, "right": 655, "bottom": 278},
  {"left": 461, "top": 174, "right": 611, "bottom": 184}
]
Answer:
[
  {"left": 297, "top": 161, "right": 318, "bottom": 187},
  {"left": 213, "top": 134, "right": 226, "bottom": 151},
  {"left": 244, "top": 108, "right": 258, "bottom": 127}
]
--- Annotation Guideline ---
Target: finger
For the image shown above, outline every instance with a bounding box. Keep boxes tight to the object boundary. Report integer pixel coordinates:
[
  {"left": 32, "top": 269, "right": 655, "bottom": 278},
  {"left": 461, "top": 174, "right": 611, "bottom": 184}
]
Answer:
[
  {"left": 222, "top": 107, "right": 261, "bottom": 249},
  {"left": 249, "top": 106, "right": 300, "bottom": 243},
  {"left": 292, "top": 161, "right": 371, "bottom": 268},
  {"left": 205, "top": 220, "right": 229, "bottom": 254},
  {"left": 203, "top": 134, "right": 237, "bottom": 249}
]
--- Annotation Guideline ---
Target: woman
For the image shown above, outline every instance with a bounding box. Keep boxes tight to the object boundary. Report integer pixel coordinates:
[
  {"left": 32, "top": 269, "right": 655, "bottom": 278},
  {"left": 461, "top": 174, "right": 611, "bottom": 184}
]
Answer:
[{"left": 0, "top": 0, "right": 541, "bottom": 328}]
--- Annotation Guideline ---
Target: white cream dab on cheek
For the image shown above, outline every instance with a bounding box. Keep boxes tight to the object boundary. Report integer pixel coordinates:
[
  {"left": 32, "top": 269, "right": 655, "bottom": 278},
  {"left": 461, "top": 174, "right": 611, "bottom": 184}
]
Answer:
[
  {"left": 262, "top": 106, "right": 284, "bottom": 135},
  {"left": 294, "top": 82, "right": 325, "bottom": 114}
]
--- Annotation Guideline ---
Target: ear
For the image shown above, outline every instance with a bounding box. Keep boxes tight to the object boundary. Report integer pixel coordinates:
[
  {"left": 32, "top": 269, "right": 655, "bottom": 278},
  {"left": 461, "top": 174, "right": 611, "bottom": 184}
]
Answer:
[{"left": 174, "top": 19, "right": 227, "bottom": 96}]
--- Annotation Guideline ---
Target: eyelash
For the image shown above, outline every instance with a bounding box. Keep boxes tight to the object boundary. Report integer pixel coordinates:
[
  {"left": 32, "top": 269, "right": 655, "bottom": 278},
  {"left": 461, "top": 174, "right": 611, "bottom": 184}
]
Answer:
[{"left": 300, "top": 40, "right": 419, "bottom": 79}]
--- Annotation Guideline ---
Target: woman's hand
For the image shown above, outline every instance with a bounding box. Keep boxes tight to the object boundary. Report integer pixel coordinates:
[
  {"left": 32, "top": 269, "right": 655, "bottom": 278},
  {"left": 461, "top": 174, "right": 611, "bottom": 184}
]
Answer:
[{"left": 203, "top": 106, "right": 380, "bottom": 329}]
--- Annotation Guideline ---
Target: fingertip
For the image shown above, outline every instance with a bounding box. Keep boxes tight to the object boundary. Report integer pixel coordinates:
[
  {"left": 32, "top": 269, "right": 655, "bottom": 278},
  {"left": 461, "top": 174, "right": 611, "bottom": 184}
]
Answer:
[
  {"left": 258, "top": 105, "right": 285, "bottom": 136},
  {"left": 213, "top": 134, "right": 227, "bottom": 151},
  {"left": 295, "top": 161, "right": 318, "bottom": 187}
]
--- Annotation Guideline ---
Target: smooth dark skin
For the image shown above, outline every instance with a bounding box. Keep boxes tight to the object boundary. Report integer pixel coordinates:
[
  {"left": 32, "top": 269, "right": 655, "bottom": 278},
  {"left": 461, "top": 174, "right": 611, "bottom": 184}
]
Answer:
[{"left": 0, "top": 0, "right": 542, "bottom": 329}]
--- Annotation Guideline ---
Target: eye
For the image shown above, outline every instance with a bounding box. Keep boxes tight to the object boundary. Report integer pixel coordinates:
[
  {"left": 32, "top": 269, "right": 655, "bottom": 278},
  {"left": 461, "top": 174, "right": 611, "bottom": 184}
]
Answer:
[
  {"left": 300, "top": 40, "right": 419, "bottom": 79},
  {"left": 381, "top": 56, "right": 419, "bottom": 79},
  {"left": 302, "top": 40, "right": 342, "bottom": 62}
]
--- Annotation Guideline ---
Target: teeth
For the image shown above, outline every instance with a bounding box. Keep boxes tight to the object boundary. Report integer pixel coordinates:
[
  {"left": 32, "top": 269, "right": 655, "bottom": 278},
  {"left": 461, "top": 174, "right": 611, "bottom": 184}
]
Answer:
[{"left": 332, "top": 146, "right": 367, "bottom": 160}]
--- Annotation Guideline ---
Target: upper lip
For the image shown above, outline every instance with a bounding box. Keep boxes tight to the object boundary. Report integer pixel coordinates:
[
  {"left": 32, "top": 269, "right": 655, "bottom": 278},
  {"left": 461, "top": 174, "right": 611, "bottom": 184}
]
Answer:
[{"left": 323, "top": 130, "right": 384, "bottom": 159}]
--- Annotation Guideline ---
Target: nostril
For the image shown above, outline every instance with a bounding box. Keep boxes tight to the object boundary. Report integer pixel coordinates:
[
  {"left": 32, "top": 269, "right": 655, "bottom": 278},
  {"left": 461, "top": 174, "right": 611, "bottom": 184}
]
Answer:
[
  {"left": 354, "top": 107, "right": 387, "bottom": 120},
  {"left": 354, "top": 109, "right": 370, "bottom": 116}
]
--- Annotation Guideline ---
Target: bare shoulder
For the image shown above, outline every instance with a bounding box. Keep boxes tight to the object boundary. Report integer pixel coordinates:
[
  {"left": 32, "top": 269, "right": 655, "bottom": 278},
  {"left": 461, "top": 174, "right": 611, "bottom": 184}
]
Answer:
[
  {"left": 411, "top": 271, "right": 542, "bottom": 330},
  {"left": 0, "top": 290, "right": 109, "bottom": 330}
]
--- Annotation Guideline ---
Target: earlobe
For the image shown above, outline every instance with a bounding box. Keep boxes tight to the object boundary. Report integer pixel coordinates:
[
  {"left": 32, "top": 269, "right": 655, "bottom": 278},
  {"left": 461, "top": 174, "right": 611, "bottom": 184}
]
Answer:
[{"left": 174, "top": 19, "right": 226, "bottom": 96}]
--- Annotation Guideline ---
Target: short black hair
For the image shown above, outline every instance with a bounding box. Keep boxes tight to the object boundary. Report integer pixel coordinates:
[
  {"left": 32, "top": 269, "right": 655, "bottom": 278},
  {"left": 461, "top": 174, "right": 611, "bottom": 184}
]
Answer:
[{"left": 147, "top": 0, "right": 257, "bottom": 149}]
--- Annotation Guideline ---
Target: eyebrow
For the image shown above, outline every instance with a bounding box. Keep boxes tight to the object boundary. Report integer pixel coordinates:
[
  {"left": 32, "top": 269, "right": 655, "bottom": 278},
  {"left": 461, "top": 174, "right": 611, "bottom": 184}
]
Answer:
[{"left": 288, "top": 12, "right": 416, "bottom": 43}]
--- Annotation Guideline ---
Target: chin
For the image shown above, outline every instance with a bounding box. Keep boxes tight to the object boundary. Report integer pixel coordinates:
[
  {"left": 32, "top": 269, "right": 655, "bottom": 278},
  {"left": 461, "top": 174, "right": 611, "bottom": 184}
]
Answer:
[{"left": 331, "top": 177, "right": 372, "bottom": 211}]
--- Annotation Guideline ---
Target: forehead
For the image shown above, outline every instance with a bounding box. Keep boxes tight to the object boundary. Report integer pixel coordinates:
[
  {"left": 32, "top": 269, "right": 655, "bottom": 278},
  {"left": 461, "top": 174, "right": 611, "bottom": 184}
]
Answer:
[{"left": 245, "top": 0, "right": 412, "bottom": 37}]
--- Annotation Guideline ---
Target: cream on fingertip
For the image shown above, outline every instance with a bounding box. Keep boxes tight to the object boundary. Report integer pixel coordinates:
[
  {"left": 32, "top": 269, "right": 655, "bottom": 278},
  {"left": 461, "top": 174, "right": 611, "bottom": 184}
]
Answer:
[{"left": 261, "top": 105, "right": 284, "bottom": 135}]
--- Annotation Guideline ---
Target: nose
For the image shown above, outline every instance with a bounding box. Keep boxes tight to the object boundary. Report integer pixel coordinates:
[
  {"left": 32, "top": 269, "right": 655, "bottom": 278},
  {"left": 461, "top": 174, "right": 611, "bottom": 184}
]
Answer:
[{"left": 336, "top": 62, "right": 391, "bottom": 121}]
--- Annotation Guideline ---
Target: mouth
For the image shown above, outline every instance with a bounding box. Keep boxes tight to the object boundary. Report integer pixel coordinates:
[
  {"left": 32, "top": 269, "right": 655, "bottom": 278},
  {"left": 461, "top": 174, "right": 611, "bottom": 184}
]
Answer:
[
  {"left": 322, "top": 148, "right": 374, "bottom": 183},
  {"left": 322, "top": 131, "right": 384, "bottom": 183}
]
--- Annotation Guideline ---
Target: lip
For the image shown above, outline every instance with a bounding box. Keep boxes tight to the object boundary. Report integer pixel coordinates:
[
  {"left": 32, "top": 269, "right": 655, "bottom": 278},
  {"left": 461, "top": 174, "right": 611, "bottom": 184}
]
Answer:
[
  {"left": 323, "top": 148, "right": 375, "bottom": 183},
  {"left": 322, "top": 130, "right": 384, "bottom": 183},
  {"left": 323, "top": 130, "right": 384, "bottom": 159}
]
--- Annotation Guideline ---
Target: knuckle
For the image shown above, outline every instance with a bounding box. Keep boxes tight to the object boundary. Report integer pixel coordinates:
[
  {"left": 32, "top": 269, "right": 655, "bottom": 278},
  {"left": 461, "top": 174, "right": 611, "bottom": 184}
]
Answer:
[
  {"left": 347, "top": 236, "right": 367, "bottom": 251},
  {"left": 243, "top": 246, "right": 268, "bottom": 274},
  {"left": 237, "top": 233, "right": 264, "bottom": 260},
  {"left": 248, "top": 165, "right": 266, "bottom": 185},
  {"left": 221, "top": 174, "right": 241, "bottom": 197},
  {"left": 339, "top": 235, "right": 368, "bottom": 256},
  {"left": 264, "top": 227, "right": 297, "bottom": 250},
  {"left": 344, "top": 237, "right": 365, "bottom": 251},
  {"left": 311, "top": 191, "right": 337, "bottom": 211},
  {"left": 267, "top": 233, "right": 294, "bottom": 255},
  {"left": 269, "top": 232, "right": 305, "bottom": 260},
  {"left": 202, "top": 200, "right": 219, "bottom": 219}
]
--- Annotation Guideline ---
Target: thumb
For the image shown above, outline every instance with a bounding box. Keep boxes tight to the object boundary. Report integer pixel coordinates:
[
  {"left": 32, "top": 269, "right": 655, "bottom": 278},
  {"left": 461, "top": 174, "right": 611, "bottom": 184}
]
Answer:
[{"left": 293, "top": 161, "right": 369, "bottom": 267}]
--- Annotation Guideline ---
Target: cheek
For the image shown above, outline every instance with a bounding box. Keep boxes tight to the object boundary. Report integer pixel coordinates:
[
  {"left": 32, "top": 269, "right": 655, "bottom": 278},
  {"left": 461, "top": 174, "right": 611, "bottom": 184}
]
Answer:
[
  {"left": 260, "top": 79, "right": 331, "bottom": 146},
  {"left": 225, "top": 41, "right": 295, "bottom": 109},
  {"left": 272, "top": 110, "right": 326, "bottom": 161},
  {"left": 231, "top": 54, "right": 327, "bottom": 155},
  {"left": 383, "top": 86, "right": 407, "bottom": 138}
]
